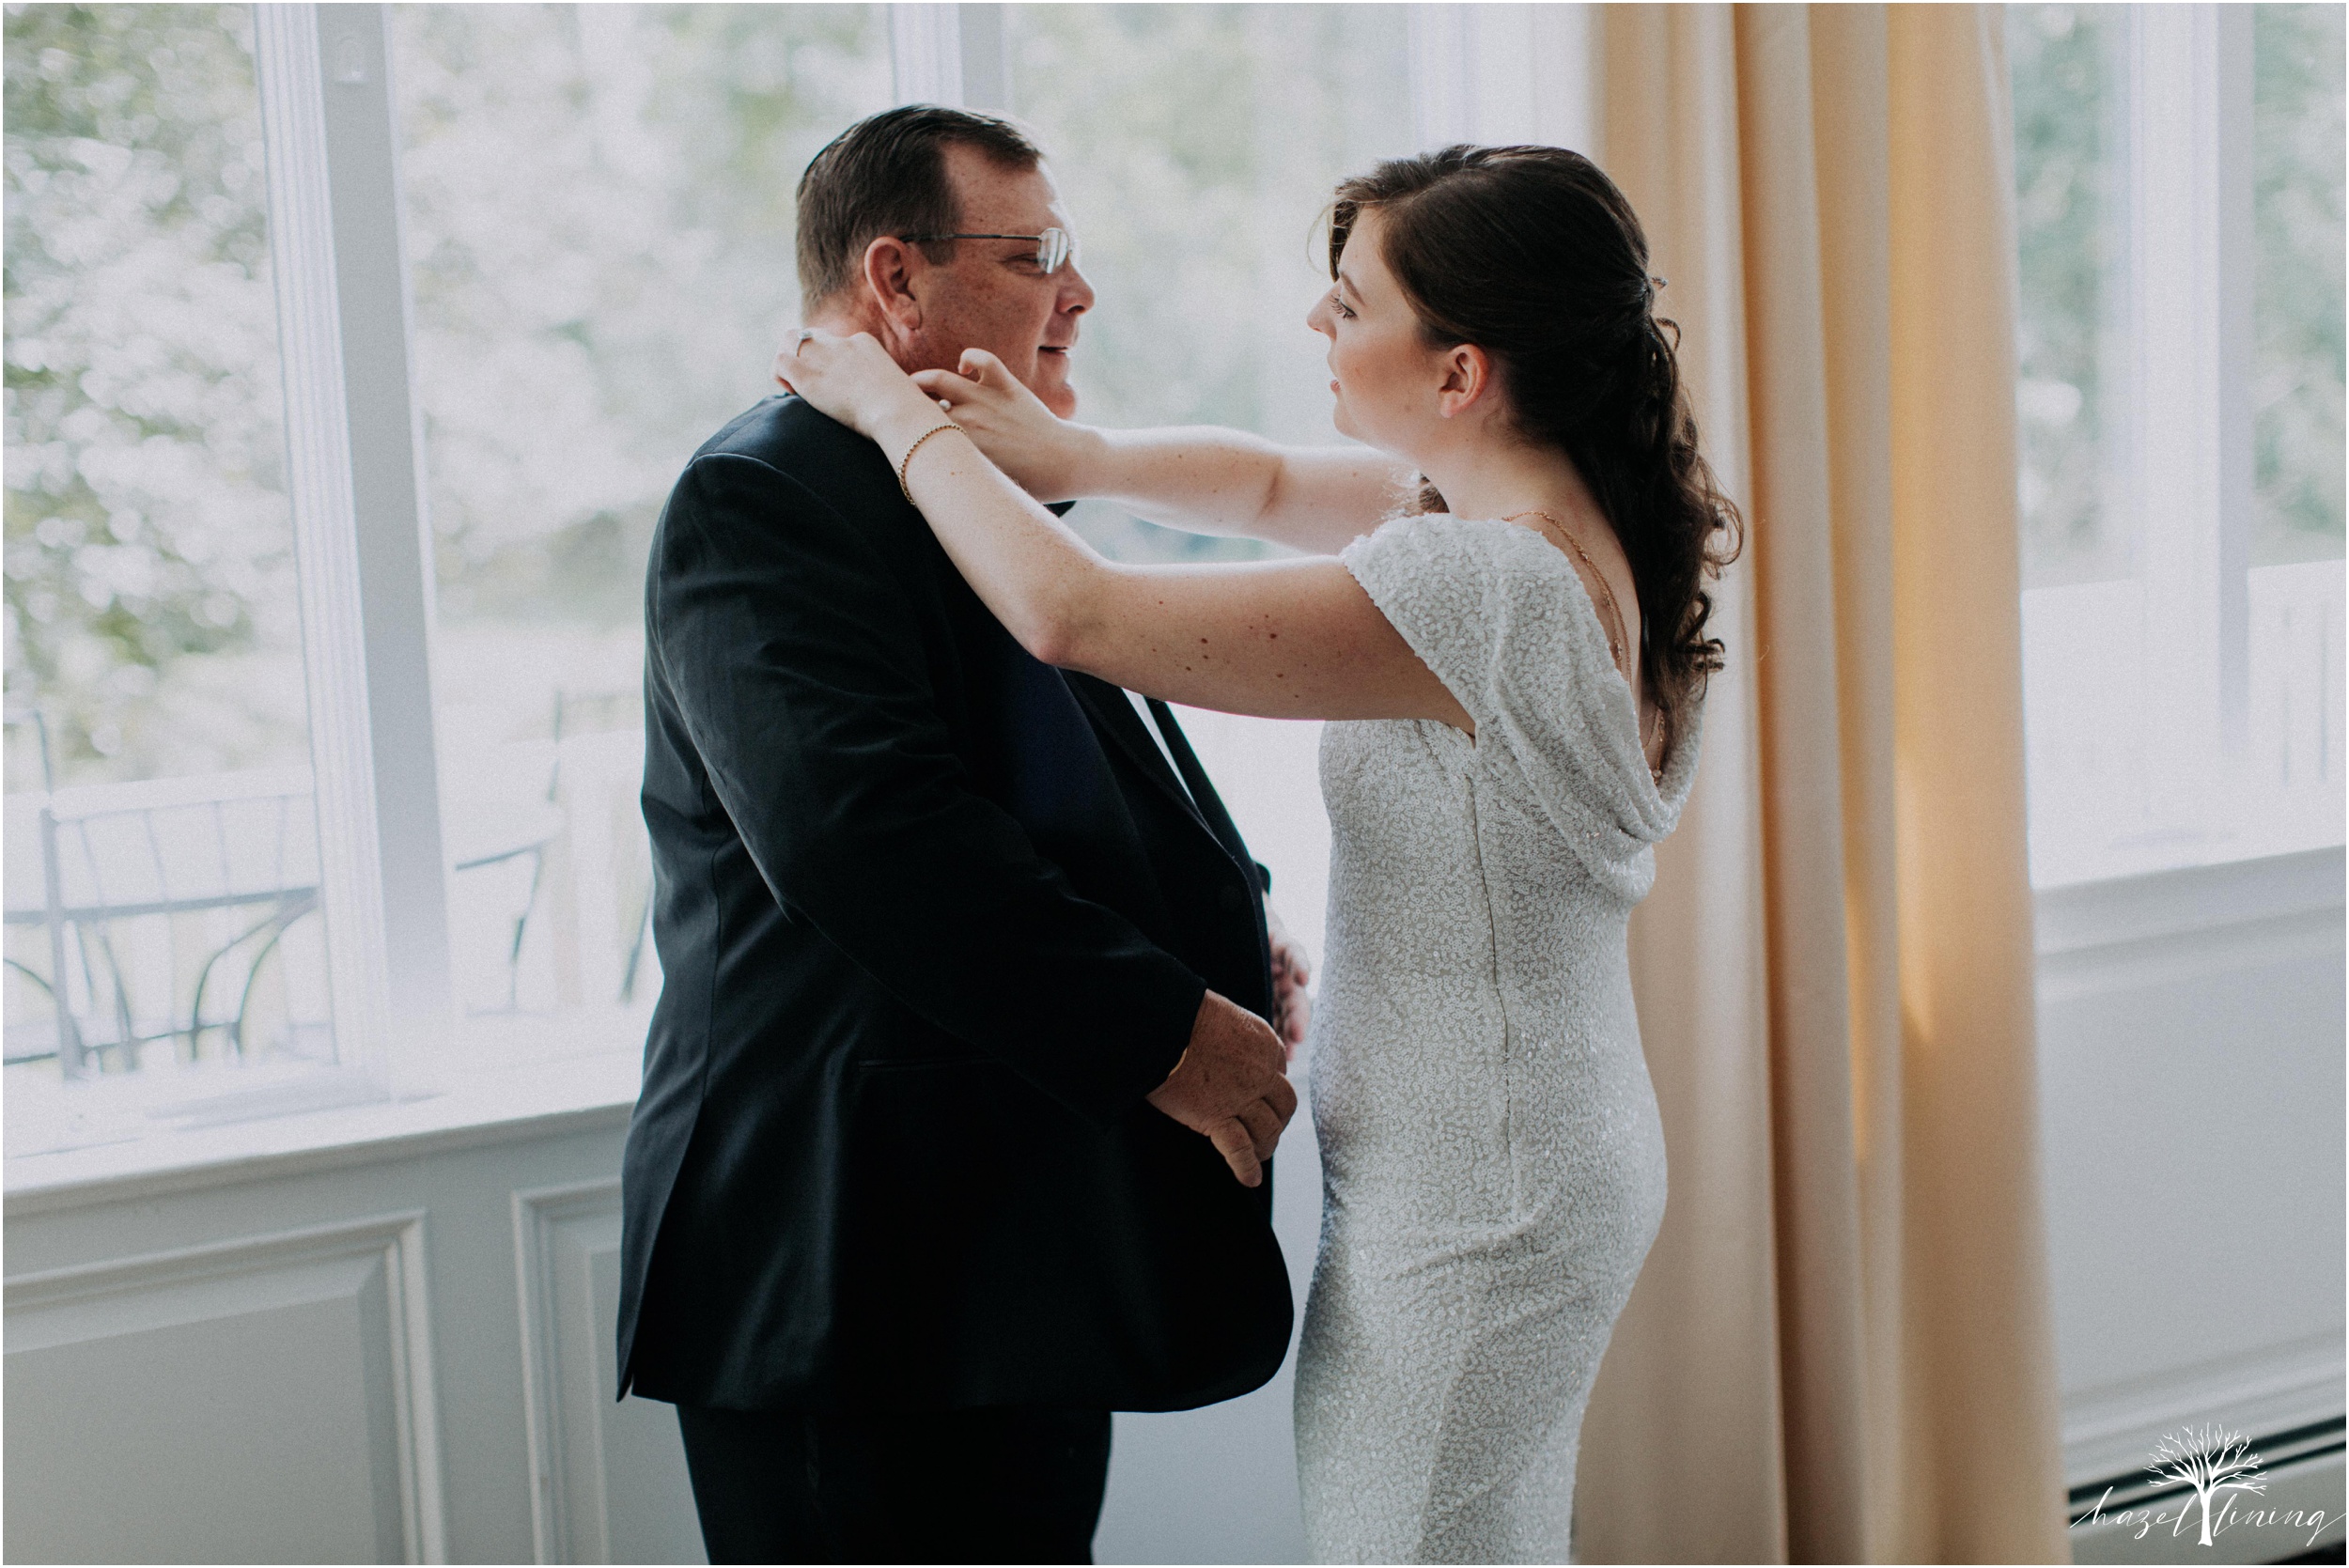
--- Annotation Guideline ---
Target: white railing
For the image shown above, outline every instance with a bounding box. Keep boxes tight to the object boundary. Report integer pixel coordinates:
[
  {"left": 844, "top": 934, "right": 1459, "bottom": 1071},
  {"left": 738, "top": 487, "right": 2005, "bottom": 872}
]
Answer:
[
  {"left": 449, "top": 726, "right": 655, "bottom": 1022},
  {"left": 5, "top": 722, "right": 661, "bottom": 1080}
]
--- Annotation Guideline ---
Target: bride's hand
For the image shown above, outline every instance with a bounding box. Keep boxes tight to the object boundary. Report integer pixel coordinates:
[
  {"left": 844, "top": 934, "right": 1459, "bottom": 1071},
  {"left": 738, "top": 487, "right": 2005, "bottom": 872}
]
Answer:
[
  {"left": 910, "top": 349, "right": 1101, "bottom": 504},
  {"left": 772, "top": 329, "right": 936, "bottom": 440}
]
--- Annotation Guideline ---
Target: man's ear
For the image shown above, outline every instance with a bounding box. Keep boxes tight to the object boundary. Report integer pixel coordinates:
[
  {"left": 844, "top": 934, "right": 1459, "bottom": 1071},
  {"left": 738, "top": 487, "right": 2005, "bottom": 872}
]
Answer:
[
  {"left": 860, "top": 235, "right": 926, "bottom": 349},
  {"left": 1436, "top": 343, "right": 1493, "bottom": 420}
]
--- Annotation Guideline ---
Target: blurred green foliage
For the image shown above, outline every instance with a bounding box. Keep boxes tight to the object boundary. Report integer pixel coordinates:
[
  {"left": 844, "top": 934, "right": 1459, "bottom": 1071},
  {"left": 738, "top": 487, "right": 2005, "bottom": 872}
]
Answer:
[
  {"left": 2010, "top": 4, "right": 2124, "bottom": 588},
  {"left": 394, "top": 4, "right": 888, "bottom": 632},
  {"left": 24, "top": 6, "right": 2322, "bottom": 799},
  {"left": 2010, "top": 3, "right": 2344, "bottom": 584},
  {"left": 1003, "top": 4, "right": 1410, "bottom": 564},
  {"left": 4, "top": 4, "right": 303, "bottom": 787},
  {"left": 2252, "top": 4, "right": 2345, "bottom": 566},
  {"left": 5, "top": 5, "right": 1418, "bottom": 786}
]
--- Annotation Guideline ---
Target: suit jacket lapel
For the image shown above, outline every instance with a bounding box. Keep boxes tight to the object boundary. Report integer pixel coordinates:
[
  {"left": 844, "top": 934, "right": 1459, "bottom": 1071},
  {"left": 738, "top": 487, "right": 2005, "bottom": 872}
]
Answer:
[
  {"left": 1144, "top": 697, "right": 1252, "bottom": 870},
  {"left": 1065, "top": 673, "right": 1274, "bottom": 1007},
  {"left": 1061, "top": 671, "right": 1209, "bottom": 831},
  {"left": 1143, "top": 697, "right": 1276, "bottom": 1005}
]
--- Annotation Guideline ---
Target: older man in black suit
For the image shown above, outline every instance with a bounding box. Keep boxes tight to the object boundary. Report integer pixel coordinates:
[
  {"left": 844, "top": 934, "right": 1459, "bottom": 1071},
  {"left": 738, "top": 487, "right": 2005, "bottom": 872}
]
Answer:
[{"left": 616, "top": 104, "right": 1309, "bottom": 1564}]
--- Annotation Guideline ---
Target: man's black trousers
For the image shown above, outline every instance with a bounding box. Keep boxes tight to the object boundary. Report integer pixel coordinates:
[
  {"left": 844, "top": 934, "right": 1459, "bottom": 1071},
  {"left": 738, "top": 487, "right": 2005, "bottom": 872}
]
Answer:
[{"left": 674, "top": 1403, "right": 1113, "bottom": 1564}]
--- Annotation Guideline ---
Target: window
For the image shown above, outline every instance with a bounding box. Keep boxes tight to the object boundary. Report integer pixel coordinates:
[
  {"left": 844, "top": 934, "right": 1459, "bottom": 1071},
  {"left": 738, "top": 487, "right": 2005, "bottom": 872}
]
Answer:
[
  {"left": 5, "top": 4, "right": 336, "bottom": 1141},
  {"left": 0, "top": 3, "right": 1588, "bottom": 1157},
  {"left": 23, "top": 2, "right": 2326, "bottom": 1160},
  {"left": 390, "top": 6, "right": 893, "bottom": 1050},
  {"left": 2011, "top": 3, "right": 2344, "bottom": 888},
  {"left": 2, "top": 3, "right": 899, "bottom": 1136}
]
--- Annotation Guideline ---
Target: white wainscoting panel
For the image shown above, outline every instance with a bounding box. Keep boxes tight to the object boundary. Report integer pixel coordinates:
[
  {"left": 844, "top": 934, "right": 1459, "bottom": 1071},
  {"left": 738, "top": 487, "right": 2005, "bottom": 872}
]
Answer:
[
  {"left": 514, "top": 1179, "right": 704, "bottom": 1565},
  {"left": 2036, "top": 847, "right": 2348, "bottom": 1487},
  {"left": 4, "top": 1213, "right": 444, "bottom": 1564}
]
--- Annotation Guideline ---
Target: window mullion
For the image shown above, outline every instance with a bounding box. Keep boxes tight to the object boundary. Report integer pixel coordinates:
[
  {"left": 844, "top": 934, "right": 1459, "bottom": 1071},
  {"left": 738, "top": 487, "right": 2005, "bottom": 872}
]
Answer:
[
  {"left": 884, "top": 8, "right": 1011, "bottom": 124},
  {"left": 890, "top": 5, "right": 963, "bottom": 107},
  {"left": 2126, "top": 3, "right": 2250, "bottom": 825},
  {"left": 2214, "top": 5, "right": 2255, "bottom": 758},
  {"left": 255, "top": 3, "right": 457, "bottom": 1088}
]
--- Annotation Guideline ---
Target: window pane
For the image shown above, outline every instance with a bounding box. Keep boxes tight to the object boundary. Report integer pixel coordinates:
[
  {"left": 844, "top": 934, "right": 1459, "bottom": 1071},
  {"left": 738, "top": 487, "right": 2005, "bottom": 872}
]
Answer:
[
  {"left": 2010, "top": 3, "right": 2129, "bottom": 589},
  {"left": 5, "top": 4, "right": 334, "bottom": 1094},
  {"left": 1002, "top": 3, "right": 1414, "bottom": 563},
  {"left": 2252, "top": 2, "right": 2345, "bottom": 568},
  {"left": 391, "top": 4, "right": 892, "bottom": 1042},
  {"left": 2012, "top": 5, "right": 2345, "bottom": 886}
]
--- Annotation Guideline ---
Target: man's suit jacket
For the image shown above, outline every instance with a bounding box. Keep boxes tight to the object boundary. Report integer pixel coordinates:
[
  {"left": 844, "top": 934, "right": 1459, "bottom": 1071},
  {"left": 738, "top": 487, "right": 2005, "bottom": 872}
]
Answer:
[{"left": 617, "top": 394, "right": 1294, "bottom": 1413}]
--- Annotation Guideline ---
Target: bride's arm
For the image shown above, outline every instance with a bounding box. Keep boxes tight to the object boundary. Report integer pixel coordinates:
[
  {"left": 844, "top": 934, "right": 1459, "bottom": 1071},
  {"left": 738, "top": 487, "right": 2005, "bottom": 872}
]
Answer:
[
  {"left": 880, "top": 399, "right": 1469, "bottom": 729},
  {"left": 780, "top": 328, "right": 1466, "bottom": 728},
  {"left": 909, "top": 351, "right": 1410, "bottom": 557},
  {"left": 1038, "top": 423, "right": 1407, "bottom": 559}
]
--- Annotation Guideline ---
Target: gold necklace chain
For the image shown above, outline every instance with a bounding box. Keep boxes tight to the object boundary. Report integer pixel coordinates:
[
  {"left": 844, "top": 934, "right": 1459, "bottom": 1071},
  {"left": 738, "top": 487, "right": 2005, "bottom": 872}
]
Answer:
[{"left": 1503, "top": 509, "right": 1666, "bottom": 782}]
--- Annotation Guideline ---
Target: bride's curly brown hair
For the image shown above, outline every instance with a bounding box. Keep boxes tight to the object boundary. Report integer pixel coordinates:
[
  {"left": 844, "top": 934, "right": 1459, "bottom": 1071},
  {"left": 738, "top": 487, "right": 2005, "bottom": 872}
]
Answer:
[{"left": 1329, "top": 145, "right": 1743, "bottom": 737}]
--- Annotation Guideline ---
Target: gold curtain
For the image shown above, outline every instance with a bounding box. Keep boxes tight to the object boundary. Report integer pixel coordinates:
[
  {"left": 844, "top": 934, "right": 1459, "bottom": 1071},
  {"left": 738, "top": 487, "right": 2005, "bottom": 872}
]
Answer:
[{"left": 1572, "top": 8, "right": 2073, "bottom": 1561}]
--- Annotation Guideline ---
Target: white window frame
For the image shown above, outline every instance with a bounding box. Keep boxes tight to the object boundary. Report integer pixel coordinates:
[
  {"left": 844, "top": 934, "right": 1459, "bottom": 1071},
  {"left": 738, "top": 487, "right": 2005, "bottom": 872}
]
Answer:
[
  {"left": 2117, "top": 3, "right": 2253, "bottom": 813},
  {"left": 255, "top": 5, "right": 455, "bottom": 1099}
]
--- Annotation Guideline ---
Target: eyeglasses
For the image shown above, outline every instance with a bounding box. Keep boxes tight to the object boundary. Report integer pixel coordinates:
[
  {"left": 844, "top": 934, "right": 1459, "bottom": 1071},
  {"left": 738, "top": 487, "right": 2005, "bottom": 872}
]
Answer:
[{"left": 899, "top": 226, "right": 1078, "bottom": 274}]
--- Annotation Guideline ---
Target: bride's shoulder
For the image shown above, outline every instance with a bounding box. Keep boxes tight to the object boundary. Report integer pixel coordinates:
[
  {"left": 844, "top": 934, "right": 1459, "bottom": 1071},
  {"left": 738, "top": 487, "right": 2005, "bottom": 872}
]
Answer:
[
  {"left": 1346, "top": 509, "right": 1539, "bottom": 559},
  {"left": 1344, "top": 512, "right": 1572, "bottom": 593},
  {"left": 1338, "top": 514, "right": 1589, "bottom": 697}
]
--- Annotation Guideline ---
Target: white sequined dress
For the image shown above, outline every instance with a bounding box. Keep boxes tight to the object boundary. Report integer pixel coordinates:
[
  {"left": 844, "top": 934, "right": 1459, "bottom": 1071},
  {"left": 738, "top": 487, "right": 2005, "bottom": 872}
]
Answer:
[{"left": 1294, "top": 513, "right": 1703, "bottom": 1563}]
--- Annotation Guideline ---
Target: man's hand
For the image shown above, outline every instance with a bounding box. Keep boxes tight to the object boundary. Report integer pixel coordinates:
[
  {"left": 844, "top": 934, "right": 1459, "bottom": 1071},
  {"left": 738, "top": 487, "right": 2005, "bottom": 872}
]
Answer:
[
  {"left": 1266, "top": 901, "right": 1312, "bottom": 1060},
  {"left": 1146, "top": 990, "right": 1297, "bottom": 1188}
]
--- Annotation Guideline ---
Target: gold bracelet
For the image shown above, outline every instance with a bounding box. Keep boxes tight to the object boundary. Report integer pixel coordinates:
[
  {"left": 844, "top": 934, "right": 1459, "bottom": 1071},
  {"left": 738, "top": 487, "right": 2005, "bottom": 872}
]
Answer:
[{"left": 895, "top": 421, "right": 964, "bottom": 503}]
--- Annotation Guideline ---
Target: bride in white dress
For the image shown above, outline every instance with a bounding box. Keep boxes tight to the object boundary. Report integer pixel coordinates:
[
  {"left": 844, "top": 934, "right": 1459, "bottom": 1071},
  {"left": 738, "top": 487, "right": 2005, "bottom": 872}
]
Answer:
[{"left": 779, "top": 144, "right": 1740, "bottom": 1563}]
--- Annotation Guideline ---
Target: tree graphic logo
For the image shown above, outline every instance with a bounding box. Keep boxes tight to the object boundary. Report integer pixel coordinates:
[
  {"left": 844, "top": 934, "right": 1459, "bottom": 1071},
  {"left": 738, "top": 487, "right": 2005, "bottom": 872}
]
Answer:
[
  {"left": 2074, "top": 1424, "right": 2340, "bottom": 1552},
  {"left": 2149, "top": 1424, "right": 2270, "bottom": 1547}
]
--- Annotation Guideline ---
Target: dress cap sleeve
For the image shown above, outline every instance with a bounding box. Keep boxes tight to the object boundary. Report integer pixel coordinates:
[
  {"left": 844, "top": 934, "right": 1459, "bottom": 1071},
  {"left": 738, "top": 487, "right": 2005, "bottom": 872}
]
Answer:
[{"left": 1340, "top": 513, "right": 1702, "bottom": 865}]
